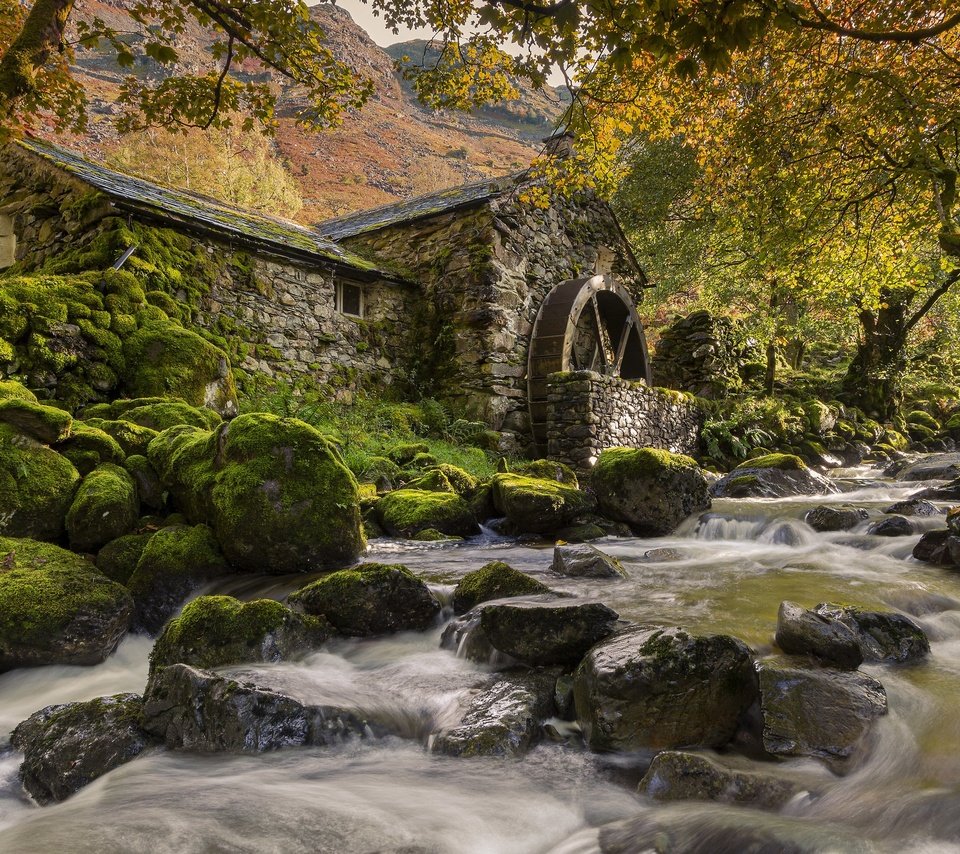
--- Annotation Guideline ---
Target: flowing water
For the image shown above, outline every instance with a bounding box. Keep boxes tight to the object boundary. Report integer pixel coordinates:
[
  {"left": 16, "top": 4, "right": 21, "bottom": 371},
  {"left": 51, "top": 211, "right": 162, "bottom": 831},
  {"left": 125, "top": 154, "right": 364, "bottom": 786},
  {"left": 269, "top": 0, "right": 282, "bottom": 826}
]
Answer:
[{"left": 2, "top": 464, "right": 960, "bottom": 852}]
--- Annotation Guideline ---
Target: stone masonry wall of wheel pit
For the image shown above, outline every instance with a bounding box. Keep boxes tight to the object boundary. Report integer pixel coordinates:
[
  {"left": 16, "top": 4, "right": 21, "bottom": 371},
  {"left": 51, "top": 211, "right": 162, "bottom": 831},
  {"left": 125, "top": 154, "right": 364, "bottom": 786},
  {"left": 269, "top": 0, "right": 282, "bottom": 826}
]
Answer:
[{"left": 546, "top": 370, "right": 704, "bottom": 473}]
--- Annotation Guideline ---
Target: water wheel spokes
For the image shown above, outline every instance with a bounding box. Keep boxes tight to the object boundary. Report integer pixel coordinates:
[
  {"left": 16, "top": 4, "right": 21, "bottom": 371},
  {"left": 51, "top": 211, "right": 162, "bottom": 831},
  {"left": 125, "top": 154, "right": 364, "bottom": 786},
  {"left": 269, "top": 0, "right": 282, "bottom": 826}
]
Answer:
[{"left": 527, "top": 274, "right": 650, "bottom": 453}]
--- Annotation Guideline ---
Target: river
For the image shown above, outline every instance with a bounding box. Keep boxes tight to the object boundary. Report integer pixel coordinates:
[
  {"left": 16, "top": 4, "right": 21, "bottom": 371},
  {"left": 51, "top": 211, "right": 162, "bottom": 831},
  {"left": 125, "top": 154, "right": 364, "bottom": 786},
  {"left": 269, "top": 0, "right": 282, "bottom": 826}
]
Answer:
[{"left": 1, "top": 464, "right": 960, "bottom": 852}]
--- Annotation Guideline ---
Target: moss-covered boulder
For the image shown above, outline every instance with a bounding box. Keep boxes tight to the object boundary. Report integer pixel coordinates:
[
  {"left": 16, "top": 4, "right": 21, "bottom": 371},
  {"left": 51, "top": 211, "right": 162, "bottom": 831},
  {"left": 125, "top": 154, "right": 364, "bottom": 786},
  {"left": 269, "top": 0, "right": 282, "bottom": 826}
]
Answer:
[
  {"left": 100, "top": 397, "right": 223, "bottom": 432},
  {"left": 96, "top": 532, "right": 155, "bottom": 585},
  {"left": 490, "top": 473, "right": 596, "bottom": 535},
  {"left": 513, "top": 459, "right": 579, "bottom": 487},
  {"left": 66, "top": 463, "right": 139, "bottom": 552},
  {"left": 127, "top": 523, "right": 231, "bottom": 634},
  {"left": 573, "top": 625, "right": 757, "bottom": 752},
  {"left": 289, "top": 562, "right": 441, "bottom": 636},
  {"left": 0, "top": 424, "right": 81, "bottom": 540},
  {"left": 452, "top": 561, "right": 551, "bottom": 614},
  {"left": 592, "top": 447, "right": 710, "bottom": 537},
  {"left": 388, "top": 442, "right": 429, "bottom": 465},
  {"left": 376, "top": 488, "right": 480, "bottom": 538},
  {"left": 148, "top": 414, "right": 365, "bottom": 573},
  {"left": 406, "top": 468, "right": 454, "bottom": 493},
  {"left": 123, "top": 454, "right": 166, "bottom": 510},
  {"left": 0, "top": 536, "right": 133, "bottom": 670},
  {"left": 0, "top": 398, "right": 72, "bottom": 444},
  {"left": 150, "top": 595, "right": 332, "bottom": 673},
  {"left": 431, "top": 464, "right": 478, "bottom": 496},
  {"left": 53, "top": 422, "right": 125, "bottom": 475},
  {"left": 88, "top": 418, "right": 159, "bottom": 457},
  {"left": 712, "top": 455, "right": 839, "bottom": 499},
  {"left": 0, "top": 380, "right": 37, "bottom": 402},
  {"left": 122, "top": 322, "right": 238, "bottom": 417},
  {"left": 11, "top": 693, "right": 157, "bottom": 804},
  {"left": 357, "top": 455, "right": 402, "bottom": 492}
]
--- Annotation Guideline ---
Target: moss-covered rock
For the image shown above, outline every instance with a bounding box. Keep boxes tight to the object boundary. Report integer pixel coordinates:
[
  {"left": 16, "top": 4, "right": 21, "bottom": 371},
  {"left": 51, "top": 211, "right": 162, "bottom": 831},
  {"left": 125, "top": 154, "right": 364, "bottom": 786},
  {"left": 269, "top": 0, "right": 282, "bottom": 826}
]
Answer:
[
  {"left": 11, "top": 693, "right": 157, "bottom": 804},
  {"left": 148, "top": 414, "right": 365, "bottom": 573},
  {"left": 289, "top": 562, "right": 441, "bottom": 636},
  {"left": 592, "top": 447, "right": 710, "bottom": 537},
  {"left": 150, "top": 595, "right": 332, "bottom": 673},
  {"left": 734, "top": 453, "right": 806, "bottom": 471},
  {"left": 0, "top": 536, "right": 133, "bottom": 670},
  {"left": 406, "top": 468, "right": 455, "bottom": 493},
  {"left": 96, "top": 532, "right": 155, "bottom": 585},
  {"left": 490, "top": 473, "right": 596, "bottom": 535},
  {"left": 127, "top": 523, "right": 231, "bottom": 634},
  {"left": 0, "top": 398, "right": 72, "bottom": 444},
  {"left": 452, "top": 561, "right": 551, "bottom": 614},
  {"left": 0, "top": 380, "right": 37, "bottom": 402},
  {"left": 388, "top": 442, "right": 429, "bottom": 465},
  {"left": 376, "top": 488, "right": 480, "bottom": 538},
  {"left": 513, "top": 459, "right": 579, "bottom": 488},
  {"left": 0, "top": 424, "right": 81, "bottom": 540},
  {"left": 98, "top": 397, "right": 222, "bottom": 432},
  {"left": 88, "top": 418, "right": 159, "bottom": 457},
  {"left": 122, "top": 322, "right": 238, "bottom": 417},
  {"left": 713, "top": 455, "right": 839, "bottom": 499},
  {"left": 66, "top": 463, "right": 139, "bottom": 552},
  {"left": 412, "top": 528, "right": 461, "bottom": 541},
  {"left": 123, "top": 454, "right": 166, "bottom": 510},
  {"left": 54, "top": 422, "right": 125, "bottom": 475}
]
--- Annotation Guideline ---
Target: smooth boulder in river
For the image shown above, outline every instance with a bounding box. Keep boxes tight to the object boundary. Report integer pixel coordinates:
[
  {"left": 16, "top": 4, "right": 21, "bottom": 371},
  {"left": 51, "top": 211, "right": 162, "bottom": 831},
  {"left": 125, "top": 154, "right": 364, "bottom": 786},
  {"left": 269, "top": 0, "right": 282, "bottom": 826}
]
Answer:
[
  {"left": 11, "top": 694, "right": 157, "bottom": 804},
  {"left": 573, "top": 625, "right": 757, "bottom": 752},
  {"left": 712, "top": 454, "right": 839, "bottom": 499},
  {"left": 775, "top": 601, "right": 863, "bottom": 669},
  {"left": 551, "top": 542, "right": 626, "bottom": 579},
  {"left": 813, "top": 603, "right": 929, "bottom": 664},
  {"left": 451, "top": 561, "right": 551, "bottom": 614}
]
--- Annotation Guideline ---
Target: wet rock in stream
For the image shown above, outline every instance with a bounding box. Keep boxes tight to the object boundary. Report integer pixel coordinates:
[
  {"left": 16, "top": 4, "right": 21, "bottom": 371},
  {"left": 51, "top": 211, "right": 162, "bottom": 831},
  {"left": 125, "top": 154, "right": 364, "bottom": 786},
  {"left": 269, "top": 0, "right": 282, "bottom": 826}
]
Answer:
[
  {"left": 775, "top": 601, "right": 863, "bottom": 669},
  {"left": 551, "top": 542, "right": 626, "bottom": 579},
  {"left": 813, "top": 603, "right": 929, "bottom": 664},
  {"left": 804, "top": 505, "right": 868, "bottom": 533}
]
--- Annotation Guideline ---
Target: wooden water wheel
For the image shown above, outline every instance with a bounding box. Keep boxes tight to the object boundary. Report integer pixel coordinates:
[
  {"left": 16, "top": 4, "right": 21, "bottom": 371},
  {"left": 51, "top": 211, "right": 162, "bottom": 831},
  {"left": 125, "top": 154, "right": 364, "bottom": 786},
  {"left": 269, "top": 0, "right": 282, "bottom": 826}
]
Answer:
[{"left": 527, "top": 274, "right": 650, "bottom": 451}]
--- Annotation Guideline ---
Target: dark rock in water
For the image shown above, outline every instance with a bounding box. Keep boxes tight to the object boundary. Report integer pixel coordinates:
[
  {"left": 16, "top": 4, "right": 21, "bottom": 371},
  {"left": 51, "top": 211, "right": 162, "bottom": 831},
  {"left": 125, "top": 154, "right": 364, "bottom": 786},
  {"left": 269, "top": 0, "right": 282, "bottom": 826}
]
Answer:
[
  {"left": 451, "top": 561, "right": 551, "bottom": 614},
  {"left": 775, "top": 601, "right": 863, "bottom": 669},
  {"left": 431, "top": 669, "right": 557, "bottom": 758},
  {"left": 150, "top": 595, "right": 332, "bottom": 674},
  {"left": 895, "top": 453, "right": 960, "bottom": 482},
  {"left": 127, "top": 523, "right": 231, "bottom": 635},
  {"left": 757, "top": 658, "right": 887, "bottom": 770},
  {"left": 480, "top": 600, "right": 620, "bottom": 667},
  {"left": 598, "top": 807, "right": 877, "bottom": 854},
  {"left": 551, "top": 543, "right": 626, "bottom": 579},
  {"left": 573, "top": 625, "right": 757, "bottom": 752},
  {"left": 884, "top": 499, "right": 941, "bottom": 517},
  {"left": 288, "top": 562, "right": 441, "bottom": 637},
  {"left": 11, "top": 694, "right": 157, "bottom": 804},
  {"left": 637, "top": 750, "right": 801, "bottom": 808},
  {"left": 591, "top": 447, "right": 710, "bottom": 537},
  {"left": 813, "top": 604, "right": 929, "bottom": 664},
  {"left": 0, "top": 536, "right": 133, "bottom": 671},
  {"left": 440, "top": 606, "right": 512, "bottom": 666},
  {"left": 142, "top": 663, "right": 380, "bottom": 751},
  {"left": 867, "top": 515, "right": 913, "bottom": 537},
  {"left": 912, "top": 477, "right": 960, "bottom": 500},
  {"left": 804, "top": 505, "right": 868, "bottom": 533},
  {"left": 712, "top": 456, "right": 839, "bottom": 499},
  {"left": 912, "top": 530, "right": 960, "bottom": 567}
]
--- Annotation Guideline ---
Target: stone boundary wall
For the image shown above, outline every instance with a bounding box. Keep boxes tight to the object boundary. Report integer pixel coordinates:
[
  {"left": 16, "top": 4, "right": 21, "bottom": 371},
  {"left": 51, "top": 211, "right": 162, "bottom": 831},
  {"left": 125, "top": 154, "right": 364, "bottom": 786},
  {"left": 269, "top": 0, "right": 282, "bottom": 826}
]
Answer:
[{"left": 546, "top": 371, "right": 703, "bottom": 471}]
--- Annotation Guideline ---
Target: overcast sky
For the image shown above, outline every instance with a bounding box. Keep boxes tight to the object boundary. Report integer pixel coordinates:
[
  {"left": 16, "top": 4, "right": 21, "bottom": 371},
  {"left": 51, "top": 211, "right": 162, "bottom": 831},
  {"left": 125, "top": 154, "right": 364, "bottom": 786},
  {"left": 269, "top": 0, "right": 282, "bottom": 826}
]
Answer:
[{"left": 319, "top": 0, "right": 438, "bottom": 47}]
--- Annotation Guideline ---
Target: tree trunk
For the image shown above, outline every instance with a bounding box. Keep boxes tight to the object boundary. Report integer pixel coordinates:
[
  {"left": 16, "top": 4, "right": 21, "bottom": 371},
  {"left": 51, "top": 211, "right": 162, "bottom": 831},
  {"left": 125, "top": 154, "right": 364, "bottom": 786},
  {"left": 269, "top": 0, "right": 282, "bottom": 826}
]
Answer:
[
  {"left": 764, "top": 341, "right": 777, "bottom": 395},
  {"left": 841, "top": 294, "right": 907, "bottom": 420},
  {"left": 0, "top": 0, "right": 76, "bottom": 127}
]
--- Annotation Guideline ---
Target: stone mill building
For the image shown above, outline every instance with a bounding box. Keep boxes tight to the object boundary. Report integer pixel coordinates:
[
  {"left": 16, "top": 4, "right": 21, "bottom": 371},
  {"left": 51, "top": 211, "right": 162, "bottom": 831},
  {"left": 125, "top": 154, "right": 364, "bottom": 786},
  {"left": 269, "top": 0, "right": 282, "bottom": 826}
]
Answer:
[{"left": 0, "top": 136, "right": 701, "bottom": 468}]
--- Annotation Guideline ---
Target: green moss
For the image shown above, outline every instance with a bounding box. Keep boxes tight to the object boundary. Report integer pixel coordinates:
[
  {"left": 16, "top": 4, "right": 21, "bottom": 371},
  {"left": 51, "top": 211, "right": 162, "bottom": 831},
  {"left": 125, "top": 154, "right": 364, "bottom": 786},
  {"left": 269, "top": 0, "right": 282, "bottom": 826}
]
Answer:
[
  {"left": 121, "top": 321, "right": 237, "bottom": 414},
  {"left": 54, "top": 422, "right": 125, "bottom": 475},
  {"left": 906, "top": 410, "right": 940, "bottom": 431},
  {"left": 489, "top": 473, "right": 595, "bottom": 534},
  {"left": 733, "top": 453, "right": 807, "bottom": 471},
  {"left": 376, "top": 488, "right": 479, "bottom": 538},
  {"left": 149, "top": 594, "right": 331, "bottom": 673},
  {"left": 452, "top": 561, "right": 550, "bottom": 613},
  {"left": 0, "top": 381, "right": 37, "bottom": 402},
  {"left": 0, "top": 424, "right": 81, "bottom": 540},
  {"left": 594, "top": 447, "right": 699, "bottom": 483},
  {"left": 0, "top": 536, "right": 131, "bottom": 665},
  {"left": 406, "top": 468, "right": 454, "bottom": 493},
  {"left": 66, "top": 463, "right": 139, "bottom": 552},
  {"left": 87, "top": 418, "right": 159, "bottom": 457},
  {"left": 96, "top": 532, "right": 154, "bottom": 585},
  {"left": 388, "top": 442, "right": 430, "bottom": 465},
  {"left": 0, "top": 398, "right": 72, "bottom": 444},
  {"left": 514, "top": 459, "right": 579, "bottom": 487},
  {"left": 430, "top": 464, "right": 479, "bottom": 496},
  {"left": 97, "top": 398, "right": 222, "bottom": 432}
]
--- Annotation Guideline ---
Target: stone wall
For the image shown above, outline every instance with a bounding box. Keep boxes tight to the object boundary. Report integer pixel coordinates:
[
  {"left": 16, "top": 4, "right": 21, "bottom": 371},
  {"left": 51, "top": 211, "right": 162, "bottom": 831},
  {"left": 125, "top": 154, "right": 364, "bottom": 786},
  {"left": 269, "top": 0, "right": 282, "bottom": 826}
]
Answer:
[
  {"left": 546, "top": 371, "right": 703, "bottom": 471},
  {"left": 343, "top": 186, "right": 644, "bottom": 436}
]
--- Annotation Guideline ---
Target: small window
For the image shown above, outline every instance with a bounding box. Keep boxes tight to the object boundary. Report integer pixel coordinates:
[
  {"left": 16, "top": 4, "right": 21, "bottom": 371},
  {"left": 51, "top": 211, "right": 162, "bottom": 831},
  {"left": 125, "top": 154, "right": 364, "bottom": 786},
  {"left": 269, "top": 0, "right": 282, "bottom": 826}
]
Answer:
[
  {"left": 336, "top": 281, "right": 363, "bottom": 317},
  {"left": 0, "top": 215, "right": 16, "bottom": 269}
]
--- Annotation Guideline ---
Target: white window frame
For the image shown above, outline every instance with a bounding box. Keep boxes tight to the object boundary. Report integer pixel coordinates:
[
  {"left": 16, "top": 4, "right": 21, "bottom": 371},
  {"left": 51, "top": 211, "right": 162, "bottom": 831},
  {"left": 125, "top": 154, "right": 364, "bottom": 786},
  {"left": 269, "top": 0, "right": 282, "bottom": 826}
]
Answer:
[{"left": 336, "top": 280, "right": 364, "bottom": 318}]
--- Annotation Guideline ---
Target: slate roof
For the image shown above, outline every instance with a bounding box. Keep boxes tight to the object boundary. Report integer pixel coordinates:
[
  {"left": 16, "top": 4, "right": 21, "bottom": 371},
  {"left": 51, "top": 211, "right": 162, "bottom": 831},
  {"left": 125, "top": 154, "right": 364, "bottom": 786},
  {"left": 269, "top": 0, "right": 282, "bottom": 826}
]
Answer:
[
  {"left": 317, "top": 172, "right": 526, "bottom": 240},
  {"left": 16, "top": 138, "right": 395, "bottom": 280}
]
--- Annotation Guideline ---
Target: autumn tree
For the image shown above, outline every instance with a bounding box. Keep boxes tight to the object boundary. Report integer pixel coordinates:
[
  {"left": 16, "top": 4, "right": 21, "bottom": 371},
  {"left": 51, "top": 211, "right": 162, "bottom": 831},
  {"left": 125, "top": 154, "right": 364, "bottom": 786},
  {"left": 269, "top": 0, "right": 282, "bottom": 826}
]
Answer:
[{"left": 109, "top": 126, "right": 303, "bottom": 217}]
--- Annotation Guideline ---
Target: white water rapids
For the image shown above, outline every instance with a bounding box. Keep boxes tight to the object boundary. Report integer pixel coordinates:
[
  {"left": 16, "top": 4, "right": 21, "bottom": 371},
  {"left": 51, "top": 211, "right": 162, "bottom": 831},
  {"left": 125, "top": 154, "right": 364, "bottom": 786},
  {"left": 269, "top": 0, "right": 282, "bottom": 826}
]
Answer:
[{"left": 2, "top": 464, "right": 960, "bottom": 852}]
